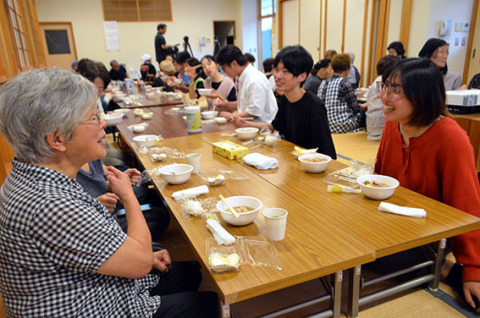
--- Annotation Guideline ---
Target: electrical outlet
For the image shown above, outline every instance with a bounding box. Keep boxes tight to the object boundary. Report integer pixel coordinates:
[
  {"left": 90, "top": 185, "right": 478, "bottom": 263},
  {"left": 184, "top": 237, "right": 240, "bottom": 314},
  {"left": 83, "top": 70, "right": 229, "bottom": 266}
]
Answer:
[
  {"left": 462, "top": 37, "right": 466, "bottom": 46},
  {"left": 455, "top": 37, "right": 459, "bottom": 46}
]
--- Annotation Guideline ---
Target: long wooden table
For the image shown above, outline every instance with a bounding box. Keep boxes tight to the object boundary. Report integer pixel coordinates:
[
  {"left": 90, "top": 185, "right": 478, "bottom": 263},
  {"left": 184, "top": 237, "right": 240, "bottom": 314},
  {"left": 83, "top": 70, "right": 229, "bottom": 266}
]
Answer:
[
  {"left": 134, "top": 135, "right": 374, "bottom": 317},
  {"left": 115, "top": 109, "right": 480, "bottom": 317},
  {"left": 116, "top": 95, "right": 182, "bottom": 109},
  {"left": 116, "top": 106, "right": 236, "bottom": 142}
]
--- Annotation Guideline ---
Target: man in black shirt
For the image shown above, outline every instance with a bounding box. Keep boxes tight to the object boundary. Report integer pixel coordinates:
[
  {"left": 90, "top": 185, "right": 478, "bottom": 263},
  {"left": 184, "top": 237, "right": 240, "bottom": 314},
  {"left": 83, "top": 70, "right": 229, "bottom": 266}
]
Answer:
[
  {"left": 231, "top": 45, "right": 336, "bottom": 159},
  {"left": 155, "top": 24, "right": 173, "bottom": 65},
  {"left": 109, "top": 60, "right": 128, "bottom": 81}
]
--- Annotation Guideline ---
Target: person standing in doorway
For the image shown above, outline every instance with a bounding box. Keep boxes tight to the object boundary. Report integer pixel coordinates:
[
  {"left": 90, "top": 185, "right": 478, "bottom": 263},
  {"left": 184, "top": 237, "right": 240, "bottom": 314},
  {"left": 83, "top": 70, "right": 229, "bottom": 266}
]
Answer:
[{"left": 155, "top": 24, "right": 173, "bottom": 65}]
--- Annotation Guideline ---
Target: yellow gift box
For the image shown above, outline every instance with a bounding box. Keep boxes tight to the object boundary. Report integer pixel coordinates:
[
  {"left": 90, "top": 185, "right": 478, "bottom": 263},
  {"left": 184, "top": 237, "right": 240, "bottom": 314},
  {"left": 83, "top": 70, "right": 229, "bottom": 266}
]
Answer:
[{"left": 212, "top": 141, "right": 249, "bottom": 160}]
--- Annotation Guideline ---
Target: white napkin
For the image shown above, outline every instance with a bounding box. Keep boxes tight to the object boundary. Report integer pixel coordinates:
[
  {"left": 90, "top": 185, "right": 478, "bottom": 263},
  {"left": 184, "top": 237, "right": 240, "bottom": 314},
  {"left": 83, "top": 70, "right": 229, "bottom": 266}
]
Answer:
[
  {"left": 172, "top": 185, "right": 209, "bottom": 202},
  {"left": 206, "top": 218, "right": 236, "bottom": 245},
  {"left": 242, "top": 153, "right": 278, "bottom": 170},
  {"left": 378, "top": 202, "right": 427, "bottom": 218}
]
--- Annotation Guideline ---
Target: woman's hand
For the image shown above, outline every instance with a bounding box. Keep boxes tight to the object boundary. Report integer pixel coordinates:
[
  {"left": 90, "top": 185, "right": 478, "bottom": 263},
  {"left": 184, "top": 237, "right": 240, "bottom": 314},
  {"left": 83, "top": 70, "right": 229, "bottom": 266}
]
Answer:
[
  {"left": 186, "top": 66, "right": 196, "bottom": 80},
  {"left": 96, "top": 193, "right": 120, "bottom": 213},
  {"left": 153, "top": 249, "right": 172, "bottom": 273},
  {"left": 206, "top": 88, "right": 221, "bottom": 100},
  {"left": 219, "top": 111, "right": 232, "bottom": 120},
  {"left": 214, "top": 99, "right": 229, "bottom": 111},
  {"left": 124, "top": 168, "right": 141, "bottom": 185},
  {"left": 106, "top": 166, "right": 135, "bottom": 202},
  {"left": 463, "top": 281, "right": 480, "bottom": 312}
]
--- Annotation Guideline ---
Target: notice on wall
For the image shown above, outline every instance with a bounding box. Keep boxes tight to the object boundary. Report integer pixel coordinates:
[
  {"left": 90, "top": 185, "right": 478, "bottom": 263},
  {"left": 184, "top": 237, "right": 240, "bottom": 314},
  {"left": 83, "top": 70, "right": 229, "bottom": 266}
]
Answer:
[{"left": 104, "top": 21, "right": 119, "bottom": 51}]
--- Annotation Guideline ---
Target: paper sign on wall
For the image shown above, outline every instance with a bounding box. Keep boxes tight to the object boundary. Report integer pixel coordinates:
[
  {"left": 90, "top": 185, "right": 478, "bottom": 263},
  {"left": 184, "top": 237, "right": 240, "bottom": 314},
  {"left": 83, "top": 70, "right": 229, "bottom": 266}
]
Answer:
[{"left": 104, "top": 21, "right": 119, "bottom": 51}]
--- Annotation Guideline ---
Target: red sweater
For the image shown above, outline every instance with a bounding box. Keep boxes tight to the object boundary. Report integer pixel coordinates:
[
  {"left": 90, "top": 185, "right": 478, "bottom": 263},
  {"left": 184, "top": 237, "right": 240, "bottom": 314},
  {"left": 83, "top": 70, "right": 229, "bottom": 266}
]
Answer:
[{"left": 375, "top": 118, "right": 480, "bottom": 282}]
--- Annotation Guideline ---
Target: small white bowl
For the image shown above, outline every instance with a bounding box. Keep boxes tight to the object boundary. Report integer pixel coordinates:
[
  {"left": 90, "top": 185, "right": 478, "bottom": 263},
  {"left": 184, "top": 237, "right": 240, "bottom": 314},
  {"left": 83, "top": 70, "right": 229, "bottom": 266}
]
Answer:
[
  {"left": 113, "top": 109, "right": 130, "bottom": 116},
  {"left": 104, "top": 112, "right": 123, "bottom": 126},
  {"left": 197, "top": 88, "right": 212, "bottom": 96},
  {"left": 132, "top": 135, "right": 157, "bottom": 147},
  {"left": 142, "top": 112, "right": 154, "bottom": 120},
  {"left": 357, "top": 174, "right": 400, "bottom": 200},
  {"left": 201, "top": 111, "right": 218, "bottom": 120},
  {"left": 216, "top": 196, "right": 262, "bottom": 226},
  {"left": 298, "top": 153, "right": 332, "bottom": 173},
  {"left": 158, "top": 164, "right": 193, "bottom": 185},
  {"left": 132, "top": 125, "right": 145, "bottom": 133},
  {"left": 173, "top": 79, "right": 183, "bottom": 85},
  {"left": 160, "top": 76, "right": 170, "bottom": 82},
  {"left": 214, "top": 117, "right": 227, "bottom": 124},
  {"left": 235, "top": 127, "right": 259, "bottom": 140}
]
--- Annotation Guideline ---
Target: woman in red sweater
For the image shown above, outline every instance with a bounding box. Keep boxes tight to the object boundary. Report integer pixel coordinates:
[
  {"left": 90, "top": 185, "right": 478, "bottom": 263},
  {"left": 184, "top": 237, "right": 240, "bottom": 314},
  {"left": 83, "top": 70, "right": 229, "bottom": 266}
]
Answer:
[{"left": 375, "top": 58, "right": 480, "bottom": 311}]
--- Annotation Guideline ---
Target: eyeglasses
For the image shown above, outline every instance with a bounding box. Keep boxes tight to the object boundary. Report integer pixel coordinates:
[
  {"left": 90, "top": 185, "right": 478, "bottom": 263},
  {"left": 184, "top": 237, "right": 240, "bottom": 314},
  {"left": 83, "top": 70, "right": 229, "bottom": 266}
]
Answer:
[
  {"left": 377, "top": 82, "right": 404, "bottom": 97},
  {"left": 78, "top": 111, "right": 102, "bottom": 125}
]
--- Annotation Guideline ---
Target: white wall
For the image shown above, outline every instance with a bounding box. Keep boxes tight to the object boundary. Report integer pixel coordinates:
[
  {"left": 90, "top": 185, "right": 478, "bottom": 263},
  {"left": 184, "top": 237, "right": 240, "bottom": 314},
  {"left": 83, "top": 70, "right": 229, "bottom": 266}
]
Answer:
[
  {"left": 242, "top": 0, "right": 258, "bottom": 68},
  {"left": 424, "top": 0, "right": 473, "bottom": 74},
  {"left": 36, "top": 0, "right": 242, "bottom": 72}
]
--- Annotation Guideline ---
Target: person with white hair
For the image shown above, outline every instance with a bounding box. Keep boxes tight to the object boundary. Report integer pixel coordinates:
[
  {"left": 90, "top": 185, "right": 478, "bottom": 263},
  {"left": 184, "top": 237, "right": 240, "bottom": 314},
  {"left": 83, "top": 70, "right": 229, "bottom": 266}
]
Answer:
[
  {"left": 345, "top": 52, "right": 361, "bottom": 89},
  {"left": 0, "top": 68, "right": 219, "bottom": 317},
  {"left": 140, "top": 53, "right": 157, "bottom": 84}
]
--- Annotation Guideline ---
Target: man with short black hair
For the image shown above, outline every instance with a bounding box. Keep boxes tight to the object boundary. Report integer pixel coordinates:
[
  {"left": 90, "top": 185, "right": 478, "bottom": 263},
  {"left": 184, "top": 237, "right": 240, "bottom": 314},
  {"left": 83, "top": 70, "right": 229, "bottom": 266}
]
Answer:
[
  {"left": 215, "top": 45, "right": 277, "bottom": 123},
  {"left": 231, "top": 45, "right": 336, "bottom": 158},
  {"left": 155, "top": 23, "right": 173, "bottom": 64}
]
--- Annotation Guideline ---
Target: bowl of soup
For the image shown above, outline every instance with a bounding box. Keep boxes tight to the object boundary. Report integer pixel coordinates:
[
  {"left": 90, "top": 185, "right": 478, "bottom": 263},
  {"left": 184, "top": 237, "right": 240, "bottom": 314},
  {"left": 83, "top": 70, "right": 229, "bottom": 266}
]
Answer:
[
  {"left": 298, "top": 153, "right": 332, "bottom": 173},
  {"left": 201, "top": 111, "right": 218, "bottom": 120},
  {"left": 357, "top": 174, "right": 399, "bottom": 200},
  {"left": 235, "top": 127, "right": 259, "bottom": 140},
  {"left": 104, "top": 112, "right": 123, "bottom": 126},
  {"left": 216, "top": 196, "right": 262, "bottom": 226}
]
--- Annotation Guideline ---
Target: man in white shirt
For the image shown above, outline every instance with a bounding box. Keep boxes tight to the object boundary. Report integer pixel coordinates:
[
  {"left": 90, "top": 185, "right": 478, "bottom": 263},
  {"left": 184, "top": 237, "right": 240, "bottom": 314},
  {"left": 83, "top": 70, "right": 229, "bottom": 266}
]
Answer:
[{"left": 215, "top": 45, "right": 277, "bottom": 123}]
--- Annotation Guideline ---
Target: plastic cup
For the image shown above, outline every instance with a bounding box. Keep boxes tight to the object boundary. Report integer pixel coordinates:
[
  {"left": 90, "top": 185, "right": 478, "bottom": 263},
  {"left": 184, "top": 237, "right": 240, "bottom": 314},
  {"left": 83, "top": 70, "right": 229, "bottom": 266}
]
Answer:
[
  {"left": 186, "top": 153, "right": 201, "bottom": 173},
  {"left": 263, "top": 208, "right": 288, "bottom": 241}
]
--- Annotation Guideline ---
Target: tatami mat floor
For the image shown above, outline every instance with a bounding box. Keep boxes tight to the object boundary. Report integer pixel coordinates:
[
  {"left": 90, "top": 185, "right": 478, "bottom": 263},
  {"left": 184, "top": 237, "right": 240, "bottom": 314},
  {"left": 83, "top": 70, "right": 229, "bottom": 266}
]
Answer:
[{"left": 107, "top": 131, "right": 475, "bottom": 317}]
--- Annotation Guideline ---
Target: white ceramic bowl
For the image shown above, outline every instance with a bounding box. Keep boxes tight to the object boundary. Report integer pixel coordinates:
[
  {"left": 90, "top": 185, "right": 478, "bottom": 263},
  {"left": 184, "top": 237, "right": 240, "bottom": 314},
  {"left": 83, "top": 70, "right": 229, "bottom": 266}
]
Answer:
[
  {"left": 357, "top": 174, "right": 400, "bottom": 200},
  {"left": 298, "top": 153, "right": 332, "bottom": 173},
  {"left": 113, "top": 109, "right": 130, "bottom": 116},
  {"left": 158, "top": 164, "right": 193, "bottom": 185},
  {"left": 201, "top": 111, "right": 218, "bottom": 120},
  {"left": 197, "top": 88, "right": 212, "bottom": 96},
  {"left": 216, "top": 196, "right": 262, "bottom": 226},
  {"left": 160, "top": 76, "right": 170, "bottom": 82},
  {"left": 235, "top": 127, "right": 259, "bottom": 140},
  {"left": 132, "top": 135, "right": 157, "bottom": 147},
  {"left": 104, "top": 112, "right": 123, "bottom": 126}
]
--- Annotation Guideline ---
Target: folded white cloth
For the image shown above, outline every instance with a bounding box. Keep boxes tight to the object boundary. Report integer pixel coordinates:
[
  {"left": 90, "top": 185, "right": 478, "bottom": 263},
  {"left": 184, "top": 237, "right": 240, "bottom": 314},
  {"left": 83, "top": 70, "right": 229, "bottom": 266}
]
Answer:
[
  {"left": 378, "top": 202, "right": 427, "bottom": 218},
  {"left": 206, "top": 218, "right": 236, "bottom": 245},
  {"left": 242, "top": 153, "right": 278, "bottom": 170},
  {"left": 172, "top": 185, "right": 209, "bottom": 202}
]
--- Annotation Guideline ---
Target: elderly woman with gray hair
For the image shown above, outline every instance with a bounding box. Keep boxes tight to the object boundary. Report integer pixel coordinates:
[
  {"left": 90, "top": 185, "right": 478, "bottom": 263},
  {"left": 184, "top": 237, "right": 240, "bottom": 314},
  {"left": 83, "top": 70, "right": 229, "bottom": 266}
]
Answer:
[{"left": 0, "top": 68, "right": 218, "bottom": 317}]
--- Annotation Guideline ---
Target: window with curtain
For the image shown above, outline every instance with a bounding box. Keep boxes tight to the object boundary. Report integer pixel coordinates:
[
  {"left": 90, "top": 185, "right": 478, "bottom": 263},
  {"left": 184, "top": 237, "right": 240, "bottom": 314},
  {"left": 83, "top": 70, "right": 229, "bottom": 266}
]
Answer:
[{"left": 103, "top": 0, "right": 172, "bottom": 22}]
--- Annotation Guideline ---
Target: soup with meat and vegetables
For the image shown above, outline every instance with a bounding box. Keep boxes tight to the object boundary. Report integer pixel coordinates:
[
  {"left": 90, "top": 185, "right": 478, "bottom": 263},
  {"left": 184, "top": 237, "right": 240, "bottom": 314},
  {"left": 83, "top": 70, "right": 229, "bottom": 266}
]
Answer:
[
  {"left": 303, "top": 157, "right": 328, "bottom": 163},
  {"left": 364, "top": 180, "right": 390, "bottom": 188}
]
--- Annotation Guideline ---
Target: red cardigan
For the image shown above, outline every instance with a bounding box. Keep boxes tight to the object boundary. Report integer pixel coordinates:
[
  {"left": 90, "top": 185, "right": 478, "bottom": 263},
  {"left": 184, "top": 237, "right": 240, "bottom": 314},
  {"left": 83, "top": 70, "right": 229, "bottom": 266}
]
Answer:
[{"left": 375, "top": 118, "right": 480, "bottom": 282}]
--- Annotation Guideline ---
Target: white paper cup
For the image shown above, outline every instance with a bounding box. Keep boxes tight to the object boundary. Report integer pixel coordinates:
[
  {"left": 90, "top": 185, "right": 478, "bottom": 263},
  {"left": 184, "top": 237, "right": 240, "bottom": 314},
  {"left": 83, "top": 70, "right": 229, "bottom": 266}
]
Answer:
[
  {"left": 186, "top": 153, "right": 201, "bottom": 173},
  {"left": 263, "top": 208, "right": 288, "bottom": 241}
]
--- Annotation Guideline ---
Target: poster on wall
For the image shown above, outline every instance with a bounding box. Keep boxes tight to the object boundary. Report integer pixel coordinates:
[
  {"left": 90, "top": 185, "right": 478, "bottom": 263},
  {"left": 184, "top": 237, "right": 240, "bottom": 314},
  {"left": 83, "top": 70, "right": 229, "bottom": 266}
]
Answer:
[{"left": 104, "top": 21, "right": 119, "bottom": 51}]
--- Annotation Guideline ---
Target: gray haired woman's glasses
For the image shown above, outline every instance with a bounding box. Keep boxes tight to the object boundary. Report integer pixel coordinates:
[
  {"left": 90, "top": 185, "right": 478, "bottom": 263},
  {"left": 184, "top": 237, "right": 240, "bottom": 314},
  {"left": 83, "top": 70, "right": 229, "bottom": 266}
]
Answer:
[{"left": 78, "top": 112, "right": 101, "bottom": 125}]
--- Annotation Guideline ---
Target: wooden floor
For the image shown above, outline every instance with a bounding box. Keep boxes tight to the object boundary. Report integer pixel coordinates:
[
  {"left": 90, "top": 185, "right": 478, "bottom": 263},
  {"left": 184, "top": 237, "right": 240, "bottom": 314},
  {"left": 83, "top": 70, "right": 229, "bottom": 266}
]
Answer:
[{"left": 106, "top": 131, "right": 472, "bottom": 318}]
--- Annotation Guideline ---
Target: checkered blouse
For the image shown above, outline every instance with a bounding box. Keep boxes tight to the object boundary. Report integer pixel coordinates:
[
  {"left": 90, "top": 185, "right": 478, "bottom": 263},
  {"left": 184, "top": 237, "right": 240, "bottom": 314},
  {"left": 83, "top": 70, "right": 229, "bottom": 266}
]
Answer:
[
  {"left": 0, "top": 159, "right": 161, "bottom": 317},
  {"left": 317, "top": 75, "right": 360, "bottom": 133}
]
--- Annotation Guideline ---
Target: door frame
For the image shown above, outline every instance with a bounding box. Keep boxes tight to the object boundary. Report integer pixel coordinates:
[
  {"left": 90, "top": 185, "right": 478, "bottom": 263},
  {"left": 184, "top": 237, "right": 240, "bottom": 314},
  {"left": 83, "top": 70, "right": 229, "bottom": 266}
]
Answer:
[{"left": 212, "top": 20, "right": 236, "bottom": 47}]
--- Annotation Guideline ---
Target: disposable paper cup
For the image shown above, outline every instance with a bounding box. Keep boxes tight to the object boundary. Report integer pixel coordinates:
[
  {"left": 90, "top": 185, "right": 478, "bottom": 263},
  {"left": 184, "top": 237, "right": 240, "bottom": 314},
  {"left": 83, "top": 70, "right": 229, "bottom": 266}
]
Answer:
[
  {"left": 186, "top": 153, "right": 201, "bottom": 173},
  {"left": 263, "top": 208, "right": 288, "bottom": 241}
]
